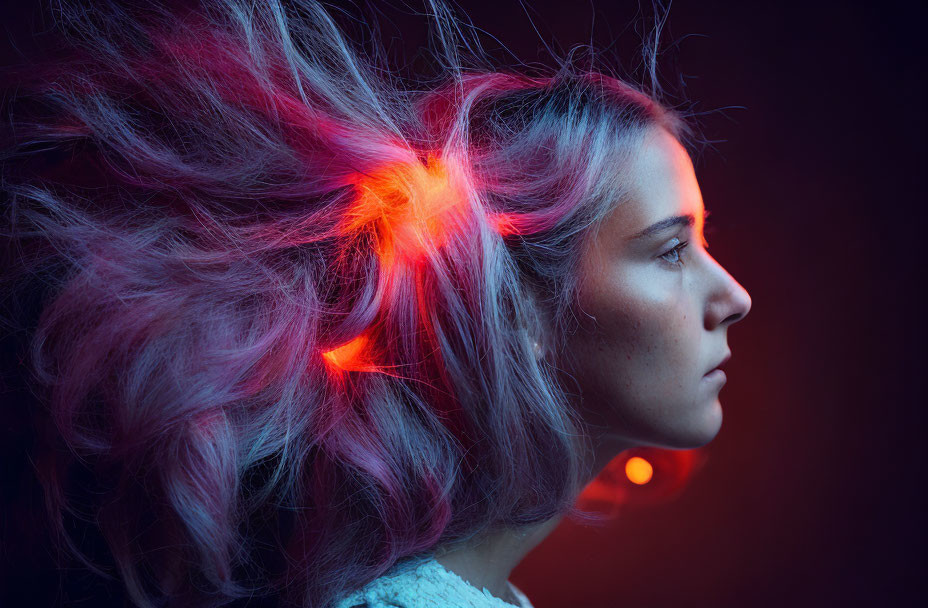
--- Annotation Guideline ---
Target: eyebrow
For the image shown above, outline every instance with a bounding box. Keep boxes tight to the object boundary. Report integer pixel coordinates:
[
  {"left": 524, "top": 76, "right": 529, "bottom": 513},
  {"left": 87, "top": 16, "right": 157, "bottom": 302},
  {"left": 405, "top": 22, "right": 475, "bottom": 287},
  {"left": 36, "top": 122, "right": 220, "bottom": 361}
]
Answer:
[{"left": 629, "top": 214, "right": 696, "bottom": 240}]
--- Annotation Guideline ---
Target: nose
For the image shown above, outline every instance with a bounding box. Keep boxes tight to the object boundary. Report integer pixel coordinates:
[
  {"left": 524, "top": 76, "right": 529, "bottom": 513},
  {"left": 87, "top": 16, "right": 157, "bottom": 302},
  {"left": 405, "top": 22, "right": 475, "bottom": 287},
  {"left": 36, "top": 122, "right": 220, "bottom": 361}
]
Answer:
[
  {"left": 705, "top": 255, "right": 752, "bottom": 330},
  {"left": 722, "top": 280, "right": 751, "bottom": 326}
]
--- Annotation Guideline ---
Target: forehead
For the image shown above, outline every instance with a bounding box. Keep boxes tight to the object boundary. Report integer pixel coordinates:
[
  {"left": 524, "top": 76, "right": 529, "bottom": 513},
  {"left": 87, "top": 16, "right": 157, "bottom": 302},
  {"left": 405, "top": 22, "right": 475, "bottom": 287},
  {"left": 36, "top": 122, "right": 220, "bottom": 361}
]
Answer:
[{"left": 609, "top": 127, "right": 706, "bottom": 239}]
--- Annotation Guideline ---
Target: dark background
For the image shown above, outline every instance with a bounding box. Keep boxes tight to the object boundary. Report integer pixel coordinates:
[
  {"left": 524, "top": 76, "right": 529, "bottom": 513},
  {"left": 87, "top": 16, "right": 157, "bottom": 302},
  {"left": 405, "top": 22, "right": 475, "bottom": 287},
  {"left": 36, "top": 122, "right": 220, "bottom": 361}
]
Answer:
[{"left": 1, "top": 1, "right": 924, "bottom": 607}]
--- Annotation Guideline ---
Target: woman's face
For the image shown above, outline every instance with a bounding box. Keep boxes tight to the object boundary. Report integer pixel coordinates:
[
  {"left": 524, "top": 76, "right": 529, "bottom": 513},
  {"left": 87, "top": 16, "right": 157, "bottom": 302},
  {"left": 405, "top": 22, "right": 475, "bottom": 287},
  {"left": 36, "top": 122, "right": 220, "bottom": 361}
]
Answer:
[{"left": 561, "top": 126, "right": 752, "bottom": 450}]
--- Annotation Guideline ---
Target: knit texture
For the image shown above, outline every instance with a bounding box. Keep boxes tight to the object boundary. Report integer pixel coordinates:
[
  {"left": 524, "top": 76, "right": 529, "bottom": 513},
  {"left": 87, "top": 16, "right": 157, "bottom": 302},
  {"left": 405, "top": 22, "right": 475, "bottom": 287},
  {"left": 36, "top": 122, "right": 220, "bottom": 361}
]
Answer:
[{"left": 334, "top": 555, "right": 536, "bottom": 608}]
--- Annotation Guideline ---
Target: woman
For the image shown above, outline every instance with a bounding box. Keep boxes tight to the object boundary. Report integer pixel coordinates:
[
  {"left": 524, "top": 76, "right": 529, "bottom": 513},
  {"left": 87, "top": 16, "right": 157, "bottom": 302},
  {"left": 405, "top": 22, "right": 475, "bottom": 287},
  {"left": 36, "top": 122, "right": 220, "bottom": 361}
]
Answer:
[{"left": 0, "top": 1, "right": 751, "bottom": 607}]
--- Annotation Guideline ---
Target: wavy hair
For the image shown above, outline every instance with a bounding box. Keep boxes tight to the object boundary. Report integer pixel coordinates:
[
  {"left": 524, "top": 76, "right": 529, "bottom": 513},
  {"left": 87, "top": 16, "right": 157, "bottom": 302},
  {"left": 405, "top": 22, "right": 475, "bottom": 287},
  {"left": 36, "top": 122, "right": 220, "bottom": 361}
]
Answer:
[{"left": 0, "top": 1, "right": 696, "bottom": 606}]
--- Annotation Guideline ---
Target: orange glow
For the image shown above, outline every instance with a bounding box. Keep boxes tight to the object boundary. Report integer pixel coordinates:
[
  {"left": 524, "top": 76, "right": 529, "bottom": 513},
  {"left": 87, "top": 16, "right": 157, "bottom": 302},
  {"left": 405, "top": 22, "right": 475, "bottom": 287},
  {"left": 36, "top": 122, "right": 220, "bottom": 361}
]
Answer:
[
  {"left": 625, "top": 456, "right": 653, "bottom": 485},
  {"left": 576, "top": 448, "right": 709, "bottom": 517},
  {"left": 488, "top": 212, "right": 519, "bottom": 237},
  {"left": 342, "top": 154, "right": 469, "bottom": 271},
  {"left": 321, "top": 334, "right": 379, "bottom": 373}
]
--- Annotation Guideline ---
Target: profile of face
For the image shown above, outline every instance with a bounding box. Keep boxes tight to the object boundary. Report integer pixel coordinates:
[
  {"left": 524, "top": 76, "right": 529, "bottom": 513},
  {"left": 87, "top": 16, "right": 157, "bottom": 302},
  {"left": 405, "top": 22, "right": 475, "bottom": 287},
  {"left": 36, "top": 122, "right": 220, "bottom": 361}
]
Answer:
[{"left": 561, "top": 126, "right": 752, "bottom": 451}]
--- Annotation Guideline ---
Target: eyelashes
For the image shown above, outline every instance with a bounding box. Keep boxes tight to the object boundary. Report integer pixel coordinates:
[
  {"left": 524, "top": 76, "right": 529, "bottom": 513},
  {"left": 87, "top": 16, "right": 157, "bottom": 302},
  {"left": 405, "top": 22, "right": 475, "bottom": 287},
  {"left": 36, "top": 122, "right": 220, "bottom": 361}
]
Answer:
[
  {"left": 659, "top": 210, "right": 716, "bottom": 267},
  {"left": 659, "top": 240, "right": 690, "bottom": 267}
]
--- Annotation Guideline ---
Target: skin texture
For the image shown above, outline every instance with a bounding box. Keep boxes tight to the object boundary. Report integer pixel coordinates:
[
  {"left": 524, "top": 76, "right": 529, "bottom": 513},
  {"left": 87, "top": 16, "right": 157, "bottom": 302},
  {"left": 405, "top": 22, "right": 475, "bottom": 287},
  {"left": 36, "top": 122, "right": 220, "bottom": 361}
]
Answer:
[
  {"left": 564, "top": 125, "right": 753, "bottom": 453},
  {"left": 434, "top": 126, "right": 752, "bottom": 605}
]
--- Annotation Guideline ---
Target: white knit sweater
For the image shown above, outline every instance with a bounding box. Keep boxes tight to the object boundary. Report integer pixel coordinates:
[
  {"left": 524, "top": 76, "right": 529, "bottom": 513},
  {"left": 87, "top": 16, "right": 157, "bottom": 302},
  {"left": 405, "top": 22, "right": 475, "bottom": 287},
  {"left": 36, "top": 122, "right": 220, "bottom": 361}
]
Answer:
[{"left": 334, "top": 555, "right": 536, "bottom": 608}]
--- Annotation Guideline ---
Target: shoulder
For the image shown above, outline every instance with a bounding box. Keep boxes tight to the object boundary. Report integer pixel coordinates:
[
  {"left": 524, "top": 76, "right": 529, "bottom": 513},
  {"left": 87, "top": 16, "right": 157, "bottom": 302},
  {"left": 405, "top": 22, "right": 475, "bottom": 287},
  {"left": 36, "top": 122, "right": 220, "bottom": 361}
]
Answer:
[{"left": 333, "top": 555, "right": 534, "bottom": 608}]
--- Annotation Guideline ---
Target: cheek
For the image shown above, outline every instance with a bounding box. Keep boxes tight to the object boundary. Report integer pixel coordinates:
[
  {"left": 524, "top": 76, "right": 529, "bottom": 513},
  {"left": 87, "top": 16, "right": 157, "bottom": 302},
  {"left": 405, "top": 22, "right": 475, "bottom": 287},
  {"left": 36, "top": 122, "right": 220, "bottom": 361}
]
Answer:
[{"left": 572, "top": 271, "right": 695, "bottom": 400}]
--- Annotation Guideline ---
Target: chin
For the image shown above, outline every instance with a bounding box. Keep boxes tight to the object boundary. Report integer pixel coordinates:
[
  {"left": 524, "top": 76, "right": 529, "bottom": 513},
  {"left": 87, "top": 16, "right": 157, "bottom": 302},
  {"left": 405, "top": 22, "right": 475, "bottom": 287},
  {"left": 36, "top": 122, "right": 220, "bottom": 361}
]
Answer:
[{"left": 649, "top": 401, "right": 723, "bottom": 450}]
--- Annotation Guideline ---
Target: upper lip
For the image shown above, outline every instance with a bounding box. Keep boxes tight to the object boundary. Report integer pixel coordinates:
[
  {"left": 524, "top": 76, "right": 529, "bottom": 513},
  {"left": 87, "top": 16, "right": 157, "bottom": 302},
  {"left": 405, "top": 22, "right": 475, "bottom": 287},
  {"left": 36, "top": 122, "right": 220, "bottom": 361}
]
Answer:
[{"left": 706, "top": 351, "right": 731, "bottom": 375}]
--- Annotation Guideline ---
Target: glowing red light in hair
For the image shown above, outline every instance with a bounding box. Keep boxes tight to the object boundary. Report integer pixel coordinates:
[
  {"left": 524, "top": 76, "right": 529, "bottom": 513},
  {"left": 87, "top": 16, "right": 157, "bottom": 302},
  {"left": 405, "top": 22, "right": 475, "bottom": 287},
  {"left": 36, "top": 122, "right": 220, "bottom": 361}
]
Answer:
[
  {"left": 341, "top": 153, "right": 470, "bottom": 273},
  {"left": 321, "top": 333, "right": 379, "bottom": 374},
  {"left": 322, "top": 153, "right": 477, "bottom": 376}
]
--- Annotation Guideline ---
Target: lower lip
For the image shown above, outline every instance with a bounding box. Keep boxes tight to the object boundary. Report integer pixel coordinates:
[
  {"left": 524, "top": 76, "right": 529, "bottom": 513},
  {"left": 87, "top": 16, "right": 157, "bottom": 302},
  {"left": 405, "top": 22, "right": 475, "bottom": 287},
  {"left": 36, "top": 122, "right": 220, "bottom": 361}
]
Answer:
[{"left": 703, "top": 369, "right": 727, "bottom": 383}]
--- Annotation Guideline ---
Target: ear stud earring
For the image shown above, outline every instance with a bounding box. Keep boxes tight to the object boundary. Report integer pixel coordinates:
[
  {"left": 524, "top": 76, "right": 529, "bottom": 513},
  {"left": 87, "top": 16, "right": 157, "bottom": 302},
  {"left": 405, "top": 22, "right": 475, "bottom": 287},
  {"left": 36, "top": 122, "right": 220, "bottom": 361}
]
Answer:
[{"left": 532, "top": 340, "right": 544, "bottom": 358}]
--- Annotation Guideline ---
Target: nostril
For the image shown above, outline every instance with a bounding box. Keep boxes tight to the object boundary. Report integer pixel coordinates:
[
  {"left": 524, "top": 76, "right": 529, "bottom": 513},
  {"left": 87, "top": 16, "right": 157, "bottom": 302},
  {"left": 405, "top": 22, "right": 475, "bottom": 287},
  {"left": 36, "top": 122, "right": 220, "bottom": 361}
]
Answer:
[{"left": 723, "top": 311, "right": 745, "bottom": 325}]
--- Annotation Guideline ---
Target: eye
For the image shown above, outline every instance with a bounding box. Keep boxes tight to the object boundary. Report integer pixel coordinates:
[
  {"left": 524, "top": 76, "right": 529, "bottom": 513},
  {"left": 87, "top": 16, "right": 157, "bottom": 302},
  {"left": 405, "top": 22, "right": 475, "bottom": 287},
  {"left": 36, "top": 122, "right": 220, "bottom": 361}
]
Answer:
[{"left": 659, "top": 240, "right": 689, "bottom": 267}]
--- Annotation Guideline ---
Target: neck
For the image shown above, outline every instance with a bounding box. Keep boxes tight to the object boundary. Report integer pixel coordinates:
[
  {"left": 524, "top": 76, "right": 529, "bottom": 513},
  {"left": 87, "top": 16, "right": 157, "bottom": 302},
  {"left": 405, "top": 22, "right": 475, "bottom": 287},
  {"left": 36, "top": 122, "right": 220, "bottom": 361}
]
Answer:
[
  {"left": 433, "top": 515, "right": 562, "bottom": 604},
  {"left": 433, "top": 431, "right": 630, "bottom": 605}
]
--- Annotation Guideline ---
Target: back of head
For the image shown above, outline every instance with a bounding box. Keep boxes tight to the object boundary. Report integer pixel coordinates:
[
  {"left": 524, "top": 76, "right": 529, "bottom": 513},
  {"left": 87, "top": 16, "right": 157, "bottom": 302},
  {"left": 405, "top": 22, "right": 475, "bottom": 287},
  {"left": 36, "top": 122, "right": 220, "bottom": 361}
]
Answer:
[{"left": 0, "top": 1, "right": 695, "bottom": 606}]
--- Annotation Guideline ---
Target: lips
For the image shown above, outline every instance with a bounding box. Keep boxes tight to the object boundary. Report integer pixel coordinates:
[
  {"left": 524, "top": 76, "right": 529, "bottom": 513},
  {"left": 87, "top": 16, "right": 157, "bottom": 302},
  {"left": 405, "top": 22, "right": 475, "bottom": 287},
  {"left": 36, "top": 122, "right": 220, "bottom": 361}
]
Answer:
[{"left": 705, "top": 351, "right": 731, "bottom": 376}]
